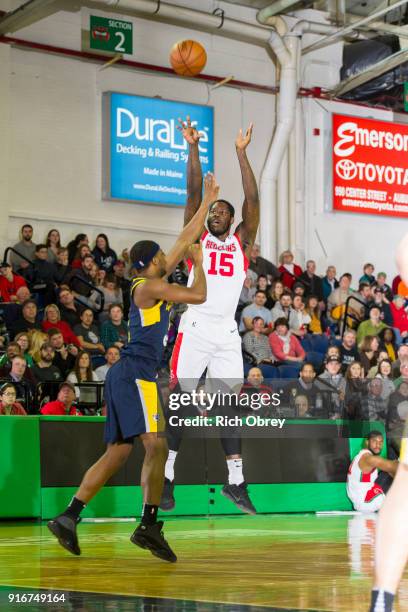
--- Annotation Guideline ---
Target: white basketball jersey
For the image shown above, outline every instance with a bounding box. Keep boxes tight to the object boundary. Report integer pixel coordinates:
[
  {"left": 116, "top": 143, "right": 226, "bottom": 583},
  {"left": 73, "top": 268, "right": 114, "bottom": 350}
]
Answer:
[
  {"left": 186, "top": 230, "right": 248, "bottom": 319},
  {"left": 346, "top": 449, "right": 378, "bottom": 503}
]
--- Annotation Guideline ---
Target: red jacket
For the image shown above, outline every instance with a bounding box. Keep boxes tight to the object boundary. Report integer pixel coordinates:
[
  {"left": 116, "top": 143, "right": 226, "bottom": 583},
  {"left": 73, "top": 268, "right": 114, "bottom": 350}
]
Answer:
[
  {"left": 390, "top": 302, "right": 408, "bottom": 333},
  {"left": 269, "top": 332, "right": 306, "bottom": 362},
  {"left": 0, "top": 274, "right": 27, "bottom": 301},
  {"left": 41, "top": 320, "right": 81, "bottom": 347},
  {"left": 0, "top": 401, "right": 27, "bottom": 415},
  {"left": 278, "top": 264, "right": 303, "bottom": 290},
  {"left": 40, "top": 400, "right": 81, "bottom": 416}
]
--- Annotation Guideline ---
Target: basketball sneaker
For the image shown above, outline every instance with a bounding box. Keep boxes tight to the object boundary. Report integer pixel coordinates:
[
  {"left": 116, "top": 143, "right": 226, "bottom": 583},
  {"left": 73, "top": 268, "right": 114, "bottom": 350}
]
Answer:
[
  {"left": 130, "top": 521, "right": 177, "bottom": 563},
  {"left": 47, "top": 515, "right": 81, "bottom": 556},
  {"left": 159, "top": 478, "right": 175, "bottom": 511},
  {"left": 221, "top": 482, "right": 257, "bottom": 515}
]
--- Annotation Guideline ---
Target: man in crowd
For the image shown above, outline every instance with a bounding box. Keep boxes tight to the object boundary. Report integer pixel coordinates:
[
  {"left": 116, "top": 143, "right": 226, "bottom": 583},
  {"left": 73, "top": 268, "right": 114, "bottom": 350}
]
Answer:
[
  {"left": 100, "top": 304, "right": 128, "bottom": 350},
  {"left": 31, "top": 342, "right": 63, "bottom": 385},
  {"left": 374, "top": 272, "right": 393, "bottom": 302},
  {"left": 2, "top": 355, "right": 36, "bottom": 412},
  {"left": 299, "top": 260, "right": 323, "bottom": 303},
  {"left": 392, "top": 345, "right": 408, "bottom": 379},
  {"left": 271, "top": 291, "right": 294, "bottom": 324},
  {"left": 48, "top": 328, "right": 78, "bottom": 378},
  {"left": 359, "top": 263, "right": 376, "bottom": 285},
  {"left": 28, "top": 244, "right": 58, "bottom": 305},
  {"left": 95, "top": 346, "right": 121, "bottom": 382},
  {"left": 327, "top": 273, "right": 354, "bottom": 325},
  {"left": 368, "top": 287, "right": 392, "bottom": 326},
  {"left": 112, "top": 259, "right": 131, "bottom": 318},
  {"left": 40, "top": 382, "right": 81, "bottom": 416},
  {"left": 0, "top": 262, "right": 27, "bottom": 302},
  {"left": 238, "top": 367, "right": 275, "bottom": 415},
  {"left": 0, "top": 342, "right": 22, "bottom": 369},
  {"left": 69, "top": 254, "right": 96, "bottom": 299},
  {"left": 248, "top": 243, "right": 280, "bottom": 282},
  {"left": 322, "top": 266, "right": 339, "bottom": 303},
  {"left": 285, "top": 362, "right": 318, "bottom": 409},
  {"left": 356, "top": 306, "right": 388, "bottom": 345},
  {"left": 317, "top": 356, "right": 345, "bottom": 418},
  {"left": 58, "top": 287, "right": 83, "bottom": 328},
  {"left": 10, "top": 224, "right": 36, "bottom": 273},
  {"left": 9, "top": 299, "right": 40, "bottom": 338},
  {"left": 339, "top": 329, "right": 359, "bottom": 371},
  {"left": 73, "top": 308, "right": 105, "bottom": 358},
  {"left": 239, "top": 291, "right": 273, "bottom": 333},
  {"left": 360, "top": 379, "right": 388, "bottom": 422}
]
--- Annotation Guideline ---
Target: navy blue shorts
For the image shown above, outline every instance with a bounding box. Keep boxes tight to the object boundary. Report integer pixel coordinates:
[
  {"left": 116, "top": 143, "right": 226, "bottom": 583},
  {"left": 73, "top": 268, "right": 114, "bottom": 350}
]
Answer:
[{"left": 104, "top": 357, "right": 164, "bottom": 444}]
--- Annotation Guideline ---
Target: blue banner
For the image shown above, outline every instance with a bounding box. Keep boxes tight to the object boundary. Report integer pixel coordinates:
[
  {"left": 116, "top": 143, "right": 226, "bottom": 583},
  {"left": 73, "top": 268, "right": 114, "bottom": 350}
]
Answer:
[{"left": 104, "top": 92, "right": 214, "bottom": 206}]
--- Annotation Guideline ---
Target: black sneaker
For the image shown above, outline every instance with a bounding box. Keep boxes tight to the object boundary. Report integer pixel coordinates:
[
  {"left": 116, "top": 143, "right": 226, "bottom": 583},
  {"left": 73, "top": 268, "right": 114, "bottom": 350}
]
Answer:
[
  {"left": 130, "top": 521, "right": 177, "bottom": 563},
  {"left": 159, "top": 478, "right": 175, "bottom": 511},
  {"left": 47, "top": 514, "right": 81, "bottom": 556},
  {"left": 221, "top": 482, "right": 257, "bottom": 515}
]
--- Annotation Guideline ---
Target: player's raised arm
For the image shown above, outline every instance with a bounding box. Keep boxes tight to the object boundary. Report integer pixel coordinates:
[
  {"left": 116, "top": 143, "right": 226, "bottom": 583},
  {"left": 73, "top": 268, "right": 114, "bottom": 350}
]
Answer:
[
  {"left": 165, "top": 173, "right": 219, "bottom": 276},
  {"left": 235, "top": 123, "right": 259, "bottom": 247},
  {"left": 359, "top": 453, "right": 399, "bottom": 477},
  {"left": 179, "top": 116, "right": 203, "bottom": 227},
  {"left": 140, "top": 244, "right": 207, "bottom": 305}
]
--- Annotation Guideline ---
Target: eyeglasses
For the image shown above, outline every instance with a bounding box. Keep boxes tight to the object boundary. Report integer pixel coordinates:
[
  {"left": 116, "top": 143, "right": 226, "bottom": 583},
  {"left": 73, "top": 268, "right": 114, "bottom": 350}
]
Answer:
[{"left": 2, "top": 392, "right": 16, "bottom": 398}]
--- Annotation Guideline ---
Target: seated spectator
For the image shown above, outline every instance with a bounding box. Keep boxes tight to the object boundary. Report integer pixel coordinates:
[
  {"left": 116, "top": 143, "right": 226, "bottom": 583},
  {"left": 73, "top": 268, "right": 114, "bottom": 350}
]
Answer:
[
  {"left": 359, "top": 335, "right": 380, "bottom": 376},
  {"left": 373, "top": 272, "right": 393, "bottom": 302},
  {"left": 58, "top": 287, "right": 83, "bottom": 328},
  {"left": 73, "top": 308, "right": 105, "bottom": 358},
  {"left": 367, "top": 351, "right": 390, "bottom": 378},
  {"left": 375, "top": 359, "right": 395, "bottom": 401},
  {"left": 390, "top": 295, "right": 408, "bottom": 341},
  {"left": 92, "top": 233, "right": 118, "bottom": 273},
  {"left": 285, "top": 362, "right": 319, "bottom": 411},
  {"left": 1, "top": 355, "right": 36, "bottom": 411},
  {"left": 271, "top": 291, "right": 294, "bottom": 324},
  {"left": 368, "top": 286, "right": 392, "bottom": 326},
  {"left": 0, "top": 382, "right": 27, "bottom": 415},
  {"left": 359, "top": 263, "right": 375, "bottom": 285},
  {"left": 348, "top": 282, "right": 372, "bottom": 324},
  {"left": 290, "top": 295, "right": 311, "bottom": 338},
  {"left": 100, "top": 304, "right": 128, "bottom": 350},
  {"left": 394, "top": 361, "right": 408, "bottom": 389},
  {"left": 269, "top": 317, "right": 305, "bottom": 366},
  {"left": 9, "top": 299, "right": 40, "bottom": 339},
  {"left": 31, "top": 342, "right": 62, "bottom": 384},
  {"left": 278, "top": 250, "right": 302, "bottom": 290},
  {"left": 292, "top": 282, "right": 306, "bottom": 298},
  {"left": 54, "top": 247, "right": 71, "bottom": 285},
  {"left": 41, "top": 303, "right": 80, "bottom": 348},
  {"left": 305, "top": 295, "right": 324, "bottom": 334},
  {"left": 242, "top": 316, "right": 276, "bottom": 379},
  {"left": 40, "top": 382, "right": 81, "bottom": 416},
  {"left": 317, "top": 355, "right": 346, "bottom": 418},
  {"left": 239, "top": 367, "right": 275, "bottom": 416},
  {"left": 71, "top": 244, "right": 92, "bottom": 269},
  {"left": 256, "top": 275, "right": 270, "bottom": 295},
  {"left": 28, "top": 330, "right": 49, "bottom": 363},
  {"left": 28, "top": 244, "right": 58, "bottom": 304},
  {"left": 346, "top": 431, "right": 397, "bottom": 513},
  {"left": 0, "top": 262, "right": 27, "bottom": 302},
  {"left": 356, "top": 306, "right": 388, "bottom": 345},
  {"left": 379, "top": 327, "right": 397, "bottom": 363},
  {"left": 48, "top": 328, "right": 78, "bottom": 378},
  {"left": 387, "top": 382, "right": 408, "bottom": 455},
  {"left": 391, "top": 344, "right": 408, "bottom": 379},
  {"left": 45, "top": 229, "right": 62, "bottom": 264},
  {"left": 113, "top": 259, "right": 131, "bottom": 319},
  {"left": 66, "top": 350, "right": 101, "bottom": 409},
  {"left": 299, "top": 260, "right": 324, "bottom": 302},
  {"left": 99, "top": 274, "right": 124, "bottom": 322},
  {"left": 339, "top": 329, "right": 360, "bottom": 372},
  {"left": 239, "top": 291, "right": 273, "bottom": 333},
  {"left": 0, "top": 341, "right": 22, "bottom": 369},
  {"left": 68, "top": 254, "right": 96, "bottom": 302},
  {"left": 95, "top": 346, "right": 120, "bottom": 381},
  {"left": 10, "top": 224, "right": 36, "bottom": 273},
  {"left": 15, "top": 285, "right": 31, "bottom": 304},
  {"left": 360, "top": 378, "right": 387, "bottom": 422},
  {"left": 239, "top": 270, "right": 257, "bottom": 308},
  {"left": 294, "top": 394, "right": 313, "bottom": 418},
  {"left": 248, "top": 243, "right": 280, "bottom": 282},
  {"left": 67, "top": 233, "right": 89, "bottom": 265},
  {"left": 14, "top": 332, "right": 34, "bottom": 367},
  {"left": 344, "top": 361, "right": 366, "bottom": 419},
  {"left": 322, "top": 266, "right": 339, "bottom": 303},
  {"left": 327, "top": 273, "right": 354, "bottom": 325},
  {"left": 266, "top": 280, "right": 284, "bottom": 310}
]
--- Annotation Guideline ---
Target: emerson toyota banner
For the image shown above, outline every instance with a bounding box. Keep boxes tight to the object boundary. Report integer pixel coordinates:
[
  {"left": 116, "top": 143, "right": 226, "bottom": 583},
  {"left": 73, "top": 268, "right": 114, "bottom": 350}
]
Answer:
[
  {"left": 332, "top": 113, "right": 408, "bottom": 218},
  {"left": 103, "top": 92, "right": 214, "bottom": 206}
]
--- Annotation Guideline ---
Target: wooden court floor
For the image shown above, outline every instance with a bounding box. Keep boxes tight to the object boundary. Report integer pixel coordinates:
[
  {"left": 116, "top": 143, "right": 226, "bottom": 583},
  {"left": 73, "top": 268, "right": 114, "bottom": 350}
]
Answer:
[{"left": 0, "top": 514, "right": 407, "bottom": 611}]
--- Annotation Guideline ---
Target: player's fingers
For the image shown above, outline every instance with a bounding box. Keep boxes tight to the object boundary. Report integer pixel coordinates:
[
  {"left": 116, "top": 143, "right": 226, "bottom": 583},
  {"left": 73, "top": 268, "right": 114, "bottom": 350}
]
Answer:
[{"left": 186, "top": 115, "right": 191, "bottom": 126}]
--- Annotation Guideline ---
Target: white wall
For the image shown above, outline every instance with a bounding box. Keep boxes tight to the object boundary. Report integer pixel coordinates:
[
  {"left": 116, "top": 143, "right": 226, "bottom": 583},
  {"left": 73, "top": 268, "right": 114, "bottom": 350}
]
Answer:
[{"left": 0, "top": 0, "right": 275, "bottom": 257}]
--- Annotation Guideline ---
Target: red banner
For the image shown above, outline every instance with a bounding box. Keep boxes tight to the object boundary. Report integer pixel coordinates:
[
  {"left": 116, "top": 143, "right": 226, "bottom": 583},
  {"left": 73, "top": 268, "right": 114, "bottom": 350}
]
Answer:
[{"left": 332, "top": 113, "right": 408, "bottom": 218}]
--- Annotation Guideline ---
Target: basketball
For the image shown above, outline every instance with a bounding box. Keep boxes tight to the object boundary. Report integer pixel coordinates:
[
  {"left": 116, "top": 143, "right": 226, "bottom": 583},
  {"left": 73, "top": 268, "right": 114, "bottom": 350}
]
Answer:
[{"left": 169, "top": 39, "right": 207, "bottom": 77}]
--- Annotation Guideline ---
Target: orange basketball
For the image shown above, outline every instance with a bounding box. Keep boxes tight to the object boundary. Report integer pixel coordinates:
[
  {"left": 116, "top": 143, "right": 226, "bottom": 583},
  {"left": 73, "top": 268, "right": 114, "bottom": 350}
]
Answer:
[{"left": 169, "top": 40, "right": 207, "bottom": 77}]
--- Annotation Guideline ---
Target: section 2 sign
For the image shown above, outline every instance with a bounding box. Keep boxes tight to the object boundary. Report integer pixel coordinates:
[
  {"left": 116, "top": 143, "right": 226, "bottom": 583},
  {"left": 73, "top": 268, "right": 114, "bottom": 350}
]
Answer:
[
  {"left": 332, "top": 113, "right": 408, "bottom": 218},
  {"left": 103, "top": 93, "right": 214, "bottom": 207},
  {"left": 90, "top": 16, "right": 133, "bottom": 54}
]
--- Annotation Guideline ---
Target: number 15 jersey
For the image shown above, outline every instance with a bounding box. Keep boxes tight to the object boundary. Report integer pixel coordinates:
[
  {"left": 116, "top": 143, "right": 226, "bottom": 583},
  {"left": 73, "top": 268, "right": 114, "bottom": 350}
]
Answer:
[{"left": 187, "top": 230, "right": 249, "bottom": 320}]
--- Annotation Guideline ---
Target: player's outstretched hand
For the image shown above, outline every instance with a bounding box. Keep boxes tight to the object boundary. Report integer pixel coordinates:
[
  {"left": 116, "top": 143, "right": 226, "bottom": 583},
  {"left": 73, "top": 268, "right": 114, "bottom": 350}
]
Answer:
[
  {"left": 177, "top": 115, "right": 200, "bottom": 145},
  {"left": 203, "top": 172, "right": 219, "bottom": 203},
  {"left": 235, "top": 123, "right": 253, "bottom": 151},
  {"left": 187, "top": 243, "right": 203, "bottom": 266}
]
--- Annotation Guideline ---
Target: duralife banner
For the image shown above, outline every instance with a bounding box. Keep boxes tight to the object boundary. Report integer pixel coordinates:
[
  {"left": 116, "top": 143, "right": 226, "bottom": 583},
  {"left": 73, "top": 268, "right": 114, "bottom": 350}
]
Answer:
[
  {"left": 103, "top": 92, "right": 214, "bottom": 206},
  {"left": 332, "top": 113, "right": 408, "bottom": 218}
]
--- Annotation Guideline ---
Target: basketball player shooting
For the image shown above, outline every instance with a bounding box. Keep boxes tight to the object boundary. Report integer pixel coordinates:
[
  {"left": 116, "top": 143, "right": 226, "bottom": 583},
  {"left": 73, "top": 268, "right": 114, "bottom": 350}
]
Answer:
[
  {"left": 369, "top": 235, "right": 408, "bottom": 612},
  {"left": 161, "top": 116, "right": 259, "bottom": 515}
]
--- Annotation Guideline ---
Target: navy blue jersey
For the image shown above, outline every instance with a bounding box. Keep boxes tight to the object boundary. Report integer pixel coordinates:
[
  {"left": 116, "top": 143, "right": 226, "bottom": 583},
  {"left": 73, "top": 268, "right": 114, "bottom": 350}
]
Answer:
[{"left": 121, "top": 277, "right": 170, "bottom": 368}]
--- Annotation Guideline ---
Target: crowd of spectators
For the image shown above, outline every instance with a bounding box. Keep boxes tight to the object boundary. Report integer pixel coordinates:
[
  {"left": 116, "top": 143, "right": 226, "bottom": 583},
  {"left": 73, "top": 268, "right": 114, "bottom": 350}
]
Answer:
[{"left": 1, "top": 224, "right": 408, "bottom": 452}]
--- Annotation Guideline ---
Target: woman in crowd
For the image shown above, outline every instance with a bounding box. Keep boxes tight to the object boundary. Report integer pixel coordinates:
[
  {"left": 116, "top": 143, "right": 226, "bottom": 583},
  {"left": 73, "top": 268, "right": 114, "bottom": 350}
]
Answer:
[
  {"left": 92, "top": 233, "right": 118, "bottom": 273},
  {"left": 375, "top": 359, "right": 395, "bottom": 401},
  {"left": 265, "top": 279, "right": 284, "bottom": 310},
  {"left": 71, "top": 244, "right": 92, "bottom": 269},
  {"left": 45, "top": 229, "right": 62, "bottom": 264},
  {"left": 67, "top": 233, "right": 89, "bottom": 264},
  {"left": 379, "top": 327, "right": 398, "bottom": 362},
  {"left": 359, "top": 335, "right": 380, "bottom": 376},
  {"left": 28, "top": 330, "right": 49, "bottom": 363},
  {"left": 278, "top": 250, "right": 302, "bottom": 290},
  {"left": 290, "top": 295, "right": 311, "bottom": 338},
  {"left": 344, "top": 361, "right": 366, "bottom": 419},
  {"left": 41, "top": 304, "right": 80, "bottom": 347},
  {"left": 367, "top": 350, "right": 390, "bottom": 378},
  {"left": 269, "top": 317, "right": 305, "bottom": 368},
  {"left": 305, "top": 295, "right": 325, "bottom": 334},
  {"left": 0, "top": 382, "right": 27, "bottom": 415},
  {"left": 66, "top": 350, "right": 100, "bottom": 410},
  {"left": 54, "top": 247, "right": 71, "bottom": 285},
  {"left": 14, "top": 332, "right": 34, "bottom": 367}
]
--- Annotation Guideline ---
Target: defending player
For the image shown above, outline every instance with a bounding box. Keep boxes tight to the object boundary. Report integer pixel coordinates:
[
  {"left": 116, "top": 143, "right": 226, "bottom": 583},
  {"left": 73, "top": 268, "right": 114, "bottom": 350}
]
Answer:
[
  {"left": 369, "top": 235, "right": 408, "bottom": 612},
  {"left": 47, "top": 174, "right": 219, "bottom": 563},
  {"left": 161, "top": 117, "right": 259, "bottom": 514}
]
